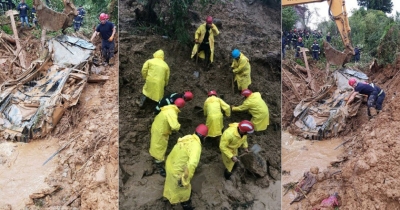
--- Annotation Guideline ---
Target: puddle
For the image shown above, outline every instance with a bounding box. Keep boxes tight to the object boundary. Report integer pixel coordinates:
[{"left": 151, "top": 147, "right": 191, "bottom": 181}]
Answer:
[
  {"left": 281, "top": 131, "right": 344, "bottom": 209},
  {"left": 0, "top": 139, "right": 58, "bottom": 208}
]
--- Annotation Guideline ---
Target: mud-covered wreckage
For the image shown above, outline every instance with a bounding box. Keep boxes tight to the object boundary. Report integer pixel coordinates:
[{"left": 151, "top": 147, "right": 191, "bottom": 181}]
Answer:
[
  {"left": 291, "top": 69, "right": 369, "bottom": 140},
  {"left": 0, "top": 35, "right": 94, "bottom": 142}
]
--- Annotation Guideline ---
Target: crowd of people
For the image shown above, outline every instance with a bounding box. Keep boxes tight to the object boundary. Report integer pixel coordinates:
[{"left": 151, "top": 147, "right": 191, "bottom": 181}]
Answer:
[{"left": 139, "top": 16, "right": 271, "bottom": 210}]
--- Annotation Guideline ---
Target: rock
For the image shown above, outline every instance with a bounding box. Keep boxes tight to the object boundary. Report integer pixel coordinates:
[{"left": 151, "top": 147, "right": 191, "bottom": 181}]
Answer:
[
  {"left": 370, "top": 130, "right": 376, "bottom": 137},
  {"left": 268, "top": 166, "right": 280, "bottom": 180},
  {"left": 355, "top": 159, "right": 370, "bottom": 175},
  {"left": 95, "top": 166, "right": 106, "bottom": 183},
  {"left": 240, "top": 153, "right": 267, "bottom": 177}
]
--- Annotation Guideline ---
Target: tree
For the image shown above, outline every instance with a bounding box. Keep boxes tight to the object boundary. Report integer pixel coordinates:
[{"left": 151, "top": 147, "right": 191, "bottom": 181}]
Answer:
[
  {"left": 357, "top": 0, "right": 393, "bottom": 14},
  {"left": 282, "top": 7, "right": 298, "bottom": 32}
]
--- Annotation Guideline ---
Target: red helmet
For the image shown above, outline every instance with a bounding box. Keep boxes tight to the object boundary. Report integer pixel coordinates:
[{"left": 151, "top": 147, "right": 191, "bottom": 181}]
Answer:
[
  {"left": 298, "top": 37, "right": 302, "bottom": 42},
  {"left": 195, "top": 124, "right": 208, "bottom": 137},
  {"left": 238, "top": 120, "right": 254, "bottom": 134},
  {"left": 183, "top": 91, "right": 193, "bottom": 101},
  {"left": 206, "top": 16, "right": 213, "bottom": 24},
  {"left": 241, "top": 89, "right": 252, "bottom": 98},
  {"left": 174, "top": 98, "right": 185, "bottom": 108},
  {"left": 99, "top": 13, "right": 107, "bottom": 21},
  {"left": 348, "top": 78, "right": 357, "bottom": 87},
  {"left": 208, "top": 90, "right": 217, "bottom": 96}
]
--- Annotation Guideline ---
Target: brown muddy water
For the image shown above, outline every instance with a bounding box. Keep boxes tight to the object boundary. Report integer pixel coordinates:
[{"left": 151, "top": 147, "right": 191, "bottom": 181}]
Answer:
[
  {"left": 281, "top": 131, "right": 344, "bottom": 209},
  {"left": 0, "top": 139, "right": 58, "bottom": 208}
]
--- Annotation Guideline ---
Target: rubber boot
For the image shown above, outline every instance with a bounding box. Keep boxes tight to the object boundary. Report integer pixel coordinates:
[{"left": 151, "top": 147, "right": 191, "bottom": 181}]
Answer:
[
  {"left": 155, "top": 162, "right": 166, "bottom": 177},
  {"left": 139, "top": 95, "right": 146, "bottom": 108},
  {"left": 224, "top": 169, "right": 232, "bottom": 180},
  {"left": 181, "top": 199, "right": 194, "bottom": 210}
]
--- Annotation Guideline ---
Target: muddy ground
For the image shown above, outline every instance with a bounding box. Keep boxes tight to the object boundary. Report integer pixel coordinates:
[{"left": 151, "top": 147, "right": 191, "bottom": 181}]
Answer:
[
  {"left": 119, "top": 0, "right": 282, "bottom": 209},
  {"left": 0, "top": 27, "right": 118, "bottom": 208},
  {"left": 282, "top": 51, "right": 400, "bottom": 209}
]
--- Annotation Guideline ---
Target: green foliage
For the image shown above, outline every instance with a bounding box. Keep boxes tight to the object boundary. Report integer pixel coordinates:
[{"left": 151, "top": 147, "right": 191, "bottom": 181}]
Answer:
[
  {"left": 357, "top": 0, "right": 393, "bottom": 14},
  {"left": 282, "top": 7, "right": 298, "bottom": 32},
  {"left": 1, "top": 25, "right": 12, "bottom": 34}
]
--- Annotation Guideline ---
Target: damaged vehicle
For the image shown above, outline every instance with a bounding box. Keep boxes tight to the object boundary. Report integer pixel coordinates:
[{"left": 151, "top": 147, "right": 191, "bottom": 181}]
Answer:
[
  {"left": 0, "top": 35, "right": 94, "bottom": 142},
  {"left": 289, "top": 69, "right": 369, "bottom": 140}
]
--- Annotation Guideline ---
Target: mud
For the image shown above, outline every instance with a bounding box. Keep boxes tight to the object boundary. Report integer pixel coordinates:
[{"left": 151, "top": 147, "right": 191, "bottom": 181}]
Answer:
[
  {"left": 0, "top": 27, "right": 118, "bottom": 208},
  {"left": 119, "top": 0, "right": 281, "bottom": 209},
  {"left": 282, "top": 53, "right": 400, "bottom": 209}
]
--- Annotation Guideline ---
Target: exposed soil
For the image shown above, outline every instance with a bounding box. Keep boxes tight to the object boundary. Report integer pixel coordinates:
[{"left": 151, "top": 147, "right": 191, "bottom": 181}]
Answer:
[
  {"left": 119, "top": 0, "right": 282, "bottom": 209},
  {"left": 282, "top": 53, "right": 400, "bottom": 209},
  {"left": 0, "top": 27, "right": 118, "bottom": 208}
]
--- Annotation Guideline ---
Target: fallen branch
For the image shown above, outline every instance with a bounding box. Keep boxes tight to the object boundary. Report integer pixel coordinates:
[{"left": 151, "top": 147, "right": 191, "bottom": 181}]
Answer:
[{"left": 334, "top": 137, "right": 356, "bottom": 150}]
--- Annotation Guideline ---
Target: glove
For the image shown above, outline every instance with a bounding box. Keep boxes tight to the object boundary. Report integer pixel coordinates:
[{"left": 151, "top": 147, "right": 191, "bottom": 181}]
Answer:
[{"left": 108, "top": 35, "right": 114, "bottom": 42}]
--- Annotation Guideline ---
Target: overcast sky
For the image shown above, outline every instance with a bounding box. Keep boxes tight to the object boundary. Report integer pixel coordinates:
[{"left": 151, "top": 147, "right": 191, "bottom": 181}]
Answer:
[{"left": 306, "top": 1, "right": 400, "bottom": 29}]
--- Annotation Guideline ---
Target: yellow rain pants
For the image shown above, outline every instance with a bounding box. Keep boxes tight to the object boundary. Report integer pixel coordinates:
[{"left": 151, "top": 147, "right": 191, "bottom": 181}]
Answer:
[
  {"left": 219, "top": 123, "right": 248, "bottom": 172},
  {"left": 142, "top": 49, "right": 170, "bottom": 101},
  {"left": 203, "top": 96, "right": 231, "bottom": 137}
]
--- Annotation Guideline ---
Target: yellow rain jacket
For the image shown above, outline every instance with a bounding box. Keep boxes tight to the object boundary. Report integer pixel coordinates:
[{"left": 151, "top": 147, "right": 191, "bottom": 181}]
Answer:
[
  {"left": 149, "top": 104, "right": 181, "bottom": 161},
  {"left": 232, "top": 92, "right": 269, "bottom": 131},
  {"left": 203, "top": 96, "right": 231, "bottom": 137},
  {"left": 219, "top": 123, "right": 248, "bottom": 172},
  {"left": 191, "top": 23, "right": 219, "bottom": 63},
  {"left": 142, "top": 50, "right": 170, "bottom": 101},
  {"left": 163, "top": 134, "right": 202, "bottom": 204},
  {"left": 231, "top": 53, "right": 251, "bottom": 90}
]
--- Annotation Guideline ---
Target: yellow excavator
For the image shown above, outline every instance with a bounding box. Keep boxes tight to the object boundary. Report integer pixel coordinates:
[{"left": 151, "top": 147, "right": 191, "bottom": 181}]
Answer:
[{"left": 282, "top": 0, "right": 354, "bottom": 66}]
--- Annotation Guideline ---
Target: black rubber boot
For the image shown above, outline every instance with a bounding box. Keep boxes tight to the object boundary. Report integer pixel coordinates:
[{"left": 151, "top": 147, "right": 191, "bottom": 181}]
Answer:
[
  {"left": 224, "top": 169, "right": 232, "bottom": 180},
  {"left": 156, "top": 162, "right": 166, "bottom": 177},
  {"left": 181, "top": 199, "right": 194, "bottom": 210}
]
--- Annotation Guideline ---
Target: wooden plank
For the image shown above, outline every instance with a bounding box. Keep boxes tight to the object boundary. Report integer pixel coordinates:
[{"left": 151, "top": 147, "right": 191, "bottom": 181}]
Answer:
[
  {"left": 6, "top": 10, "right": 27, "bottom": 69},
  {"left": 88, "top": 75, "right": 109, "bottom": 83}
]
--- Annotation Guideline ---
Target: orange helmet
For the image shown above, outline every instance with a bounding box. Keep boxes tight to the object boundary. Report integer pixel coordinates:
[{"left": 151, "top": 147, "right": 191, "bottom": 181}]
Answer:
[
  {"left": 348, "top": 78, "right": 357, "bottom": 87},
  {"left": 241, "top": 89, "right": 252, "bottom": 98},
  {"left": 174, "top": 98, "right": 185, "bottom": 108},
  {"left": 183, "top": 91, "right": 193, "bottom": 101},
  {"left": 238, "top": 120, "right": 254, "bottom": 134},
  {"left": 208, "top": 90, "right": 217, "bottom": 96},
  {"left": 195, "top": 124, "right": 208, "bottom": 137}
]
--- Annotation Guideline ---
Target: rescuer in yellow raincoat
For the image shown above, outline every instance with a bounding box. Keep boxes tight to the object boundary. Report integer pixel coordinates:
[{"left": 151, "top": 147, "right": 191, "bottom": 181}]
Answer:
[
  {"left": 140, "top": 49, "right": 170, "bottom": 106},
  {"left": 203, "top": 90, "right": 231, "bottom": 137},
  {"left": 191, "top": 16, "right": 219, "bottom": 67},
  {"left": 149, "top": 98, "right": 185, "bottom": 177},
  {"left": 163, "top": 124, "right": 208, "bottom": 210},
  {"left": 219, "top": 120, "right": 254, "bottom": 180},
  {"left": 232, "top": 89, "right": 269, "bottom": 131},
  {"left": 231, "top": 49, "right": 251, "bottom": 90}
]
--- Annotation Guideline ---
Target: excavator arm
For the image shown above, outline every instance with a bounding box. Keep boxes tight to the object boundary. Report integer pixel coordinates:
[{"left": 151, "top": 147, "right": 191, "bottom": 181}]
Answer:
[{"left": 282, "top": 0, "right": 354, "bottom": 66}]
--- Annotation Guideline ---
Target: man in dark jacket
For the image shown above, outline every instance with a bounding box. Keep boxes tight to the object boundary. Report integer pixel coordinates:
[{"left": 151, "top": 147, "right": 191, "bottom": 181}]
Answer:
[
  {"left": 311, "top": 40, "right": 320, "bottom": 60},
  {"left": 90, "top": 13, "right": 116, "bottom": 66},
  {"left": 73, "top": 5, "right": 86, "bottom": 32},
  {"left": 17, "top": 0, "right": 30, "bottom": 28}
]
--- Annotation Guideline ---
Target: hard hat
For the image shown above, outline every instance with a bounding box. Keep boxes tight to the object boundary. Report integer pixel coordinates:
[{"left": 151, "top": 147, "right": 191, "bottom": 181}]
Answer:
[
  {"left": 195, "top": 124, "right": 208, "bottom": 137},
  {"left": 241, "top": 89, "right": 252, "bottom": 98},
  {"left": 238, "top": 120, "right": 254, "bottom": 134},
  {"left": 232, "top": 49, "right": 240, "bottom": 59},
  {"left": 99, "top": 13, "right": 107, "bottom": 21},
  {"left": 208, "top": 90, "right": 217, "bottom": 96},
  {"left": 348, "top": 78, "right": 357, "bottom": 87},
  {"left": 183, "top": 91, "right": 193, "bottom": 101},
  {"left": 206, "top": 16, "right": 213, "bottom": 24},
  {"left": 174, "top": 98, "right": 185, "bottom": 108},
  {"left": 298, "top": 37, "right": 302, "bottom": 42}
]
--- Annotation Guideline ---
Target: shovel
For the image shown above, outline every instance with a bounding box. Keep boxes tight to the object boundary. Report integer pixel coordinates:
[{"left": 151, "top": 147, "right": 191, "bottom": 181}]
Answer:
[{"left": 238, "top": 144, "right": 262, "bottom": 158}]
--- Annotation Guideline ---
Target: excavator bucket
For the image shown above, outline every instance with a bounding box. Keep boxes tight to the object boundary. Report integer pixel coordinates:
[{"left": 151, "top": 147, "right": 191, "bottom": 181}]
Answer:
[{"left": 323, "top": 40, "right": 353, "bottom": 66}]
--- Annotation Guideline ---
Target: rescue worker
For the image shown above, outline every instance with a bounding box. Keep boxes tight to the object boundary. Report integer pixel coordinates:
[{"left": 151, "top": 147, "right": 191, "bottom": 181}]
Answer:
[
  {"left": 311, "top": 40, "right": 320, "bottom": 60},
  {"left": 346, "top": 78, "right": 385, "bottom": 117},
  {"left": 17, "top": 0, "right": 30, "bottom": 28},
  {"left": 191, "top": 16, "right": 219, "bottom": 68},
  {"left": 296, "top": 37, "right": 304, "bottom": 58},
  {"left": 31, "top": 6, "right": 38, "bottom": 27},
  {"left": 203, "top": 90, "right": 231, "bottom": 137},
  {"left": 287, "top": 30, "right": 293, "bottom": 49},
  {"left": 220, "top": 120, "right": 254, "bottom": 180},
  {"left": 163, "top": 124, "right": 208, "bottom": 210},
  {"left": 326, "top": 32, "right": 331, "bottom": 43},
  {"left": 149, "top": 98, "right": 185, "bottom": 177},
  {"left": 139, "top": 49, "right": 170, "bottom": 107},
  {"left": 232, "top": 89, "right": 269, "bottom": 131},
  {"left": 90, "top": 13, "right": 116, "bottom": 66},
  {"left": 231, "top": 49, "right": 251, "bottom": 91},
  {"left": 354, "top": 46, "right": 361, "bottom": 62},
  {"left": 291, "top": 29, "right": 298, "bottom": 50},
  {"left": 155, "top": 91, "right": 193, "bottom": 114},
  {"left": 73, "top": 5, "right": 86, "bottom": 32}
]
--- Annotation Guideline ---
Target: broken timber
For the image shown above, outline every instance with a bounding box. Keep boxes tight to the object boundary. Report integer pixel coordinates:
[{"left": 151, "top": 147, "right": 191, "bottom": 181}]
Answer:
[{"left": 6, "top": 10, "right": 27, "bottom": 69}]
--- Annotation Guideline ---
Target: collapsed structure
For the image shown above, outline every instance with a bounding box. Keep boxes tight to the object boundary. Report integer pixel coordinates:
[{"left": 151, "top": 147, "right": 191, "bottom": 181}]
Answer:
[{"left": 0, "top": 35, "right": 94, "bottom": 142}]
